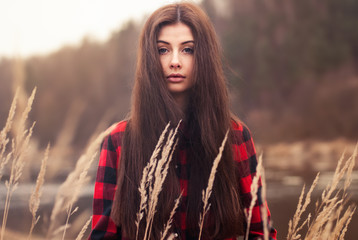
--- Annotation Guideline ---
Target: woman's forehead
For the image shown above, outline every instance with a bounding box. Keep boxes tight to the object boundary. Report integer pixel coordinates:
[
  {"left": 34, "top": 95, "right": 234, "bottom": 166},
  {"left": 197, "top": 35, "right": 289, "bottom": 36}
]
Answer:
[{"left": 157, "top": 23, "right": 194, "bottom": 42}]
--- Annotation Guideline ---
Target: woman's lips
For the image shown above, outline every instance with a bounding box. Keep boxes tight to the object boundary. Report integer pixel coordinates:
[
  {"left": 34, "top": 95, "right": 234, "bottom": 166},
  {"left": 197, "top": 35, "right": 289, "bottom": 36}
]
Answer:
[{"left": 167, "top": 74, "right": 185, "bottom": 83}]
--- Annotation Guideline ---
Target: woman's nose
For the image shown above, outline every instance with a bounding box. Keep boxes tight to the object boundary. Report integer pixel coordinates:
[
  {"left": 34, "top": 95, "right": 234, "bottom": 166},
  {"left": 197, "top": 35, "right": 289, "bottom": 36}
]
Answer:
[{"left": 170, "top": 52, "right": 181, "bottom": 69}]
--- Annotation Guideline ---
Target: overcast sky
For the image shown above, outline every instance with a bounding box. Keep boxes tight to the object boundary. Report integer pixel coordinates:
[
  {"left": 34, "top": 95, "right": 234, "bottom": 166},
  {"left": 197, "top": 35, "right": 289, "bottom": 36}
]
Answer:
[{"left": 0, "top": 0, "right": 201, "bottom": 58}]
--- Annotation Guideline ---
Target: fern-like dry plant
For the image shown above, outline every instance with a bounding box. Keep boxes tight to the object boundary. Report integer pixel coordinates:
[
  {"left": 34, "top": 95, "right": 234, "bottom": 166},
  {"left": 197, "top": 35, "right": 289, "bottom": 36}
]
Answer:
[
  {"left": 0, "top": 89, "right": 18, "bottom": 181},
  {"left": 286, "top": 144, "right": 357, "bottom": 240},
  {"left": 145, "top": 123, "right": 180, "bottom": 239},
  {"left": 46, "top": 123, "right": 117, "bottom": 239},
  {"left": 135, "top": 123, "right": 171, "bottom": 240},
  {"left": 134, "top": 122, "right": 181, "bottom": 240},
  {"left": 0, "top": 87, "right": 37, "bottom": 240}
]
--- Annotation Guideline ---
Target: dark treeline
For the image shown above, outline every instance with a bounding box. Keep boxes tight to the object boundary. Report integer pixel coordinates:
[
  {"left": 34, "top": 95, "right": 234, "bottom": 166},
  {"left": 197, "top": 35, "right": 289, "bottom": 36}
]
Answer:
[
  {"left": 209, "top": 0, "right": 358, "bottom": 142},
  {"left": 0, "top": 0, "right": 357, "bottom": 147}
]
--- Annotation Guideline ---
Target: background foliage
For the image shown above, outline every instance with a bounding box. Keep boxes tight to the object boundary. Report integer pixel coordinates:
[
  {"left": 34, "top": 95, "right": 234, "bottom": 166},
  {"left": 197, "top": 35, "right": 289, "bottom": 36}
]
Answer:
[{"left": 1, "top": 0, "right": 357, "bottom": 147}]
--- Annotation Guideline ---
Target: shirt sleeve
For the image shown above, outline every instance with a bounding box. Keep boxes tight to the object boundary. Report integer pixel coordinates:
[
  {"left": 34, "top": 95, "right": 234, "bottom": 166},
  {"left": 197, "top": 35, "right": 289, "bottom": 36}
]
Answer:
[
  {"left": 88, "top": 123, "right": 125, "bottom": 240},
  {"left": 231, "top": 122, "right": 277, "bottom": 240}
]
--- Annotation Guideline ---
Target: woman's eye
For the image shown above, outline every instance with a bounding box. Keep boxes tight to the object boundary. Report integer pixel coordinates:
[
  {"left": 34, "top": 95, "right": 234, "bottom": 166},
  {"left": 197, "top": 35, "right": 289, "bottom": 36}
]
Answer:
[
  {"left": 158, "top": 48, "right": 168, "bottom": 55},
  {"left": 183, "top": 47, "right": 194, "bottom": 54}
]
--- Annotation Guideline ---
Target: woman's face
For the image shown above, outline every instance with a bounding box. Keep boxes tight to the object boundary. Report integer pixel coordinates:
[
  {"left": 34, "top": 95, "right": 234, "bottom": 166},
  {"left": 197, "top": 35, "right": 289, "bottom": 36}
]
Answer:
[{"left": 157, "top": 22, "right": 194, "bottom": 101}]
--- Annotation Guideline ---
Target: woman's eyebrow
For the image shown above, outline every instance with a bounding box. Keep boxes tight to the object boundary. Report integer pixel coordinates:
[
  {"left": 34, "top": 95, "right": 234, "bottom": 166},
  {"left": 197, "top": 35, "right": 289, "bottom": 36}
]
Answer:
[
  {"left": 157, "top": 40, "right": 195, "bottom": 44},
  {"left": 182, "top": 40, "right": 194, "bottom": 44},
  {"left": 157, "top": 40, "right": 169, "bottom": 44}
]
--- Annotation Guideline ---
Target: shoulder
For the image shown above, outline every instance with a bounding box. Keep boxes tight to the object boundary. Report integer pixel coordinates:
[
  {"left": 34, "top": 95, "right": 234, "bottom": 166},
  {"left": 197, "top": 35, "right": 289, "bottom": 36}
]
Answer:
[
  {"left": 110, "top": 120, "right": 128, "bottom": 135},
  {"left": 230, "top": 118, "right": 253, "bottom": 143},
  {"left": 102, "top": 120, "right": 128, "bottom": 149},
  {"left": 230, "top": 119, "right": 257, "bottom": 168}
]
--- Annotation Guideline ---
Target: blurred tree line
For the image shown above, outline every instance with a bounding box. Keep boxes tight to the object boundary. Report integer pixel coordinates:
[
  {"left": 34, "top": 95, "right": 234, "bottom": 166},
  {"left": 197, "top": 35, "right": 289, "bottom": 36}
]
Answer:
[
  {"left": 207, "top": 0, "right": 358, "bottom": 142},
  {"left": 0, "top": 0, "right": 357, "bottom": 148}
]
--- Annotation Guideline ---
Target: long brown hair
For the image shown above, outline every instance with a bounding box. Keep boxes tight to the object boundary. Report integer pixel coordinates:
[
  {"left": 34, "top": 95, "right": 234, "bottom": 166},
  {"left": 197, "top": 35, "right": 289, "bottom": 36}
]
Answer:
[{"left": 111, "top": 2, "right": 244, "bottom": 239}]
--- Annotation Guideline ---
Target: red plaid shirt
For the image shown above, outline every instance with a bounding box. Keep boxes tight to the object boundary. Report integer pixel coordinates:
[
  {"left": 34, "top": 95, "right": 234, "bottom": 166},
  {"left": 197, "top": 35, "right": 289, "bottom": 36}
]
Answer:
[{"left": 88, "top": 120, "right": 277, "bottom": 240}]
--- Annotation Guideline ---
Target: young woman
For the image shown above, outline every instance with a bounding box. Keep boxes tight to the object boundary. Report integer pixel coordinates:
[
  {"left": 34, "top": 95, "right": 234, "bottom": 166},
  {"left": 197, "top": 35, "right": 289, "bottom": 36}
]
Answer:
[{"left": 89, "top": 2, "right": 277, "bottom": 240}]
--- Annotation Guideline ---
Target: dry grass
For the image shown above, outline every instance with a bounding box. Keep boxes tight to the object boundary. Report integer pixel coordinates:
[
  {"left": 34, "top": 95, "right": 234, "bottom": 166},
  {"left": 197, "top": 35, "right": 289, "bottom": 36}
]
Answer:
[
  {"left": 27, "top": 144, "right": 50, "bottom": 240},
  {"left": 0, "top": 81, "right": 119, "bottom": 239},
  {"left": 286, "top": 145, "right": 357, "bottom": 240},
  {"left": 0, "top": 87, "right": 36, "bottom": 240},
  {"left": 244, "top": 154, "right": 272, "bottom": 240},
  {"left": 135, "top": 123, "right": 171, "bottom": 239},
  {"left": 198, "top": 130, "right": 229, "bottom": 240},
  {"left": 160, "top": 192, "right": 183, "bottom": 240},
  {"left": 259, "top": 161, "right": 269, "bottom": 240},
  {"left": 134, "top": 128, "right": 232, "bottom": 240},
  {"left": 244, "top": 146, "right": 357, "bottom": 240},
  {"left": 0, "top": 84, "right": 356, "bottom": 240},
  {"left": 286, "top": 173, "right": 320, "bottom": 240},
  {"left": 135, "top": 122, "right": 181, "bottom": 240},
  {"left": 75, "top": 216, "right": 92, "bottom": 240},
  {"left": 245, "top": 154, "right": 264, "bottom": 240},
  {"left": 46, "top": 123, "right": 117, "bottom": 239},
  {"left": 0, "top": 89, "right": 18, "bottom": 181}
]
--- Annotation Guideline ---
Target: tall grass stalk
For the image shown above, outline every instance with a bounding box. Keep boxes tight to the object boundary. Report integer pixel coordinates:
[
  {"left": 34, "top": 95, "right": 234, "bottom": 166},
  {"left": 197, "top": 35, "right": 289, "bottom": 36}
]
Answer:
[
  {"left": 46, "top": 123, "right": 117, "bottom": 239},
  {"left": 135, "top": 123, "right": 171, "bottom": 240},
  {"left": 15, "top": 88, "right": 36, "bottom": 146},
  {"left": 143, "top": 122, "right": 180, "bottom": 240},
  {"left": 62, "top": 206, "right": 79, "bottom": 240},
  {"left": 0, "top": 88, "right": 36, "bottom": 240},
  {"left": 160, "top": 191, "right": 183, "bottom": 240},
  {"left": 27, "top": 144, "right": 50, "bottom": 240},
  {"left": 75, "top": 216, "right": 92, "bottom": 240},
  {"left": 259, "top": 158, "right": 269, "bottom": 240},
  {"left": 286, "top": 144, "right": 357, "bottom": 240},
  {"left": 198, "top": 130, "right": 229, "bottom": 240},
  {"left": 286, "top": 174, "right": 319, "bottom": 240},
  {"left": 304, "top": 145, "right": 357, "bottom": 239},
  {"left": 244, "top": 154, "right": 264, "bottom": 240},
  {"left": 0, "top": 89, "right": 18, "bottom": 181}
]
